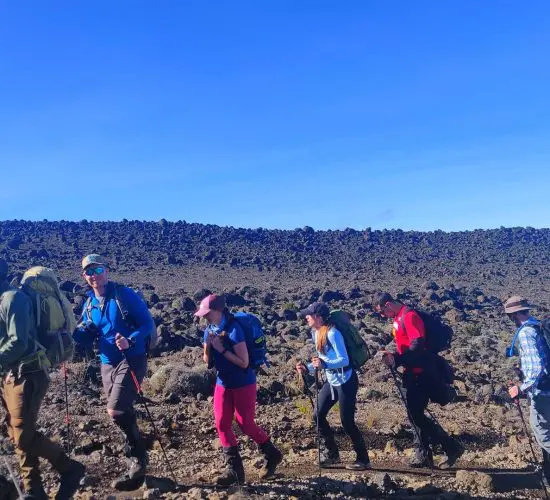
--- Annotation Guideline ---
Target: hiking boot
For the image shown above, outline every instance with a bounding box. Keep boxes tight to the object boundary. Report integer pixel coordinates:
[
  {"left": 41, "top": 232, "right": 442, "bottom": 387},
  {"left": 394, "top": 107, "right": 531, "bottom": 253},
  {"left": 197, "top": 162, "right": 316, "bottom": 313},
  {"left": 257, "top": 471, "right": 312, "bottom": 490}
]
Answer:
[
  {"left": 409, "top": 448, "right": 434, "bottom": 468},
  {"left": 438, "top": 439, "right": 464, "bottom": 470},
  {"left": 319, "top": 435, "right": 340, "bottom": 468},
  {"left": 0, "top": 475, "right": 19, "bottom": 500},
  {"left": 215, "top": 446, "right": 245, "bottom": 487},
  {"left": 258, "top": 440, "right": 283, "bottom": 479},
  {"left": 112, "top": 456, "right": 147, "bottom": 491},
  {"left": 319, "top": 451, "right": 341, "bottom": 468},
  {"left": 55, "top": 459, "right": 86, "bottom": 500},
  {"left": 22, "top": 486, "right": 49, "bottom": 500},
  {"left": 345, "top": 459, "right": 371, "bottom": 471}
]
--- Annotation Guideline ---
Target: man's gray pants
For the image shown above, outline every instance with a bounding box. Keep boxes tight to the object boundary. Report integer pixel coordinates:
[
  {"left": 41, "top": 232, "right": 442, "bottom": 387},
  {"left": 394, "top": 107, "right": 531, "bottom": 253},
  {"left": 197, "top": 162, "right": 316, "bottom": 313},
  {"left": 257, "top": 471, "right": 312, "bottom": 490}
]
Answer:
[{"left": 529, "top": 394, "right": 550, "bottom": 479}]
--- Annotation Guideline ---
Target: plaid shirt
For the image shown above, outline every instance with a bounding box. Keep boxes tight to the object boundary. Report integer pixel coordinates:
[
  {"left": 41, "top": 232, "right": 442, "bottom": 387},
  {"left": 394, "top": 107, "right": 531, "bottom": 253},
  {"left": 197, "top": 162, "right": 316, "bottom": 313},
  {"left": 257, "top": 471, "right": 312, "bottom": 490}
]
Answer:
[{"left": 513, "top": 317, "right": 550, "bottom": 396}]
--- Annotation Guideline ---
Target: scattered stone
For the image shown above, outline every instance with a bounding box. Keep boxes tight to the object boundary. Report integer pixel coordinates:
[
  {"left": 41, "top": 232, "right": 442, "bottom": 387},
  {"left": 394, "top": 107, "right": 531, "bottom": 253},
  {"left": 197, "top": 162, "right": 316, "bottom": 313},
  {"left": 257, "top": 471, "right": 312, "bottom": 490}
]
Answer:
[{"left": 455, "top": 470, "right": 495, "bottom": 492}]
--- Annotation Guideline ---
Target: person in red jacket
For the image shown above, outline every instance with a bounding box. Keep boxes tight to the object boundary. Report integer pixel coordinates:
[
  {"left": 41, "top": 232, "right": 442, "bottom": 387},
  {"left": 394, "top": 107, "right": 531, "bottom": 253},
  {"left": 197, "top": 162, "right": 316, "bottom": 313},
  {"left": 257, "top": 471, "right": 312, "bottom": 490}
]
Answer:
[{"left": 372, "top": 292, "right": 462, "bottom": 468}]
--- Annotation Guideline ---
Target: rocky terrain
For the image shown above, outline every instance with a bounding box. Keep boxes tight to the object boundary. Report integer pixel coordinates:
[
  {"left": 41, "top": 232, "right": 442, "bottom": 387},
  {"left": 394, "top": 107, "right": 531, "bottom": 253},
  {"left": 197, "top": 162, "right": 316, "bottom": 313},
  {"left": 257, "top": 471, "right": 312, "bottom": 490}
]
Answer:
[{"left": 1, "top": 220, "right": 550, "bottom": 499}]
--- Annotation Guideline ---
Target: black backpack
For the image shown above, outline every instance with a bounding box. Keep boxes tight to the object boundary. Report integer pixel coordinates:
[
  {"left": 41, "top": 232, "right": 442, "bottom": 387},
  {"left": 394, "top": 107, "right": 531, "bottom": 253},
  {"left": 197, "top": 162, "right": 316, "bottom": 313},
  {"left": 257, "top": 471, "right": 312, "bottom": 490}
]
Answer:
[
  {"left": 539, "top": 317, "right": 550, "bottom": 352},
  {"left": 401, "top": 308, "right": 453, "bottom": 353}
]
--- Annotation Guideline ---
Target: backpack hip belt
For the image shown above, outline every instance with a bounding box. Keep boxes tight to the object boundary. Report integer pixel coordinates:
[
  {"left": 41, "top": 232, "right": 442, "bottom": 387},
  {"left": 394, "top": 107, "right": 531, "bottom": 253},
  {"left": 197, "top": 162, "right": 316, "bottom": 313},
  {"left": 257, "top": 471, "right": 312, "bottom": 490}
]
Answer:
[
  {"left": 12, "top": 350, "right": 51, "bottom": 379},
  {"left": 327, "top": 365, "right": 351, "bottom": 373}
]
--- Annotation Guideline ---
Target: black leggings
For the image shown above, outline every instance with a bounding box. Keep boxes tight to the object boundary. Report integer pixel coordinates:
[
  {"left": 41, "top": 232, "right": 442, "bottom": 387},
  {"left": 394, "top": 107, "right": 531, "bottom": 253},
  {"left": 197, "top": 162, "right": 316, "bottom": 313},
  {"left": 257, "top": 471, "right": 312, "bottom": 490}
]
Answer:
[{"left": 314, "top": 371, "right": 368, "bottom": 460}]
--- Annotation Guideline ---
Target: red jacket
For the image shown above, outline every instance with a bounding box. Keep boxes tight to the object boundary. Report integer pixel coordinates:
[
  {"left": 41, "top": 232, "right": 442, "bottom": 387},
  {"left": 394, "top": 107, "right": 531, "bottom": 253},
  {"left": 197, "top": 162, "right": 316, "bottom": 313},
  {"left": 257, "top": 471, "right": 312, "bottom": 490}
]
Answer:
[{"left": 392, "top": 306, "right": 426, "bottom": 373}]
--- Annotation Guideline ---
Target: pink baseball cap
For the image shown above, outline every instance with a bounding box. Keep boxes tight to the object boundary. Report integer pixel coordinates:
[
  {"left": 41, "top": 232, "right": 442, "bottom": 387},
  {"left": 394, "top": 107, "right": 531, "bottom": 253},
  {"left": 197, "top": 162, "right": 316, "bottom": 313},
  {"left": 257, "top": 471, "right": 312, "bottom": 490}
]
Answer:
[{"left": 194, "top": 294, "right": 226, "bottom": 317}]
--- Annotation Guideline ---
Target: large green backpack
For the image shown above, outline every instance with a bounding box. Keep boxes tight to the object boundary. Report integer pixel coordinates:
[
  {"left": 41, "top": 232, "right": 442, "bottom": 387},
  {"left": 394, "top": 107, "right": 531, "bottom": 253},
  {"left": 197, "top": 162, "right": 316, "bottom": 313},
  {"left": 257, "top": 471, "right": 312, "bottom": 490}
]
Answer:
[
  {"left": 329, "top": 310, "right": 371, "bottom": 370},
  {"left": 20, "top": 267, "right": 76, "bottom": 368}
]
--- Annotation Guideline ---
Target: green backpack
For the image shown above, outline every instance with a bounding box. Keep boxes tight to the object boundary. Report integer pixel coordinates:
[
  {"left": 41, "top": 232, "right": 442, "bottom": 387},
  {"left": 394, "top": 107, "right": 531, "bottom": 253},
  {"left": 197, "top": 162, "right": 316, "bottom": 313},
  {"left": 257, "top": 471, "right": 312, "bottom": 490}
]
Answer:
[
  {"left": 20, "top": 266, "right": 76, "bottom": 368},
  {"left": 329, "top": 310, "right": 371, "bottom": 370}
]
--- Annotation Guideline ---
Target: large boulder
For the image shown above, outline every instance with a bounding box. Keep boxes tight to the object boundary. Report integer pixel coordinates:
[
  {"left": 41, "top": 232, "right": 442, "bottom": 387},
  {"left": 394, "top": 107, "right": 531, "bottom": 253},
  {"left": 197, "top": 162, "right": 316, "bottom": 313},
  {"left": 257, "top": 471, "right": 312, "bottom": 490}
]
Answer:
[{"left": 148, "top": 364, "right": 213, "bottom": 398}]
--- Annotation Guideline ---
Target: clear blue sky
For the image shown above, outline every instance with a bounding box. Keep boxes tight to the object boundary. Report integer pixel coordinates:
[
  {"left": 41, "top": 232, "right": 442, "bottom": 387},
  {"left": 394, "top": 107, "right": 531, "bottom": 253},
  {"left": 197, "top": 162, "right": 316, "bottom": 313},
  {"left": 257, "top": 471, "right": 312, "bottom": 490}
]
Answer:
[{"left": 1, "top": 1, "right": 549, "bottom": 231}]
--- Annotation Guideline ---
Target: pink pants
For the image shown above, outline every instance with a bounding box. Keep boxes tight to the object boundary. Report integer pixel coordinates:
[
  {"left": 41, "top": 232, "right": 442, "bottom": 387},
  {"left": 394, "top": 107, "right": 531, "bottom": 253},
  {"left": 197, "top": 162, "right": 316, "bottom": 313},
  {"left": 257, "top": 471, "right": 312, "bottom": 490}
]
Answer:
[{"left": 213, "top": 383, "right": 269, "bottom": 448}]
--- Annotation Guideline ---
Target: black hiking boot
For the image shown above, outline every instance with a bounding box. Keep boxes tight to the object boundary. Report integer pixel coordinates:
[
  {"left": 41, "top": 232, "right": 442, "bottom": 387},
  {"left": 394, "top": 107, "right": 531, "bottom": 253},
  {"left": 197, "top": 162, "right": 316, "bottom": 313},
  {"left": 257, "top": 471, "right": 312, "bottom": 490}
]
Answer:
[
  {"left": 346, "top": 433, "right": 370, "bottom": 470},
  {"left": 215, "top": 446, "right": 245, "bottom": 486},
  {"left": 112, "top": 455, "right": 148, "bottom": 491},
  {"left": 409, "top": 447, "right": 434, "bottom": 468},
  {"left": 438, "top": 438, "right": 464, "bottom": 470},
  {"left": 319, "top": 436, "right": 341, "bottom": 468},
  {"left": 258, "top": 440, "right": 283, "bottom": 479},
  {"left": 112, "top": 411, "right": 148, "bottom": 491},
  {"left": 23, "top": 486, "right": 49, "bottom": 500},
  {"left": 319, "top": 447, "right": 341, "bottom": 467},
  {"left": 55, "top": 459, "right": 86, "bottom": 500},
  {"left": 0, "top": 475, "right": 19, "bottom": 500},
  {"left": 345, "top": 459, "right": 371, "bottom": 471}
]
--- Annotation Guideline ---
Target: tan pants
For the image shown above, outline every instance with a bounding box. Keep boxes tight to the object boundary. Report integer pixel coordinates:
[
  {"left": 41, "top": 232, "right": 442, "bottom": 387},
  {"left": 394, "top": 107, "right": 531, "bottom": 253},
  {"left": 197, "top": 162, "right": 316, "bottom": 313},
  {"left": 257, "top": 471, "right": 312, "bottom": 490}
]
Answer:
[{"left": 1, "top": 370, "right": 69, "bottom": 492}]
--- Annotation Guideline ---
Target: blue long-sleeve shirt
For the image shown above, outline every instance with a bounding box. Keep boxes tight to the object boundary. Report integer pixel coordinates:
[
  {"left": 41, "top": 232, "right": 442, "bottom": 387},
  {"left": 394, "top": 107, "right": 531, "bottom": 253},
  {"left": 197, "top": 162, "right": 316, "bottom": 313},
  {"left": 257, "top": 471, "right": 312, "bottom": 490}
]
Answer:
[
  {"left": 307, "top": 327, "right": 352, "bottom": 386},
  {"left": 73, "top": 281, "right": 155, "bottom": 365}
]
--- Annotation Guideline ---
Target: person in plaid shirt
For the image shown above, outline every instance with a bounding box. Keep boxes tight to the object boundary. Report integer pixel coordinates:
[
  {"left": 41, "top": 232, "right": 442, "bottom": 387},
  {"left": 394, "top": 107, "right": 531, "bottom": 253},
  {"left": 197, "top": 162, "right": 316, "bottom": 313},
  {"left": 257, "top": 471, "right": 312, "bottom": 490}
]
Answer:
[{"left": 505, "top": 295, "right": 550, "bottom": 484}]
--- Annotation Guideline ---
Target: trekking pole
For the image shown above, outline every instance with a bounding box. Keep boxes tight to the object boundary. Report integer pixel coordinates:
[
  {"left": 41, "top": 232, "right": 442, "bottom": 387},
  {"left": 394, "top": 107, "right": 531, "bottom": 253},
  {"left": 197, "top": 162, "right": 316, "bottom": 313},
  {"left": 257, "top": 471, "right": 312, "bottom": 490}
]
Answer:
[
  {"left": 513, "top": 397, "right": 550, "bottom": 499},
  {"left": 120, "top": 351, "right": 177, "bottom": 484},
  {"left": 3, "top": 456, "right": 24, "bottom": 499},
  {"left": 314, "top": 368, "right": 321, "bottom": 476},
  {"left": 388, "top": 366, "right": 434, "bottom": 469},
  {"left": 62, "top": 363, "right": 71, "bottom": 454}
]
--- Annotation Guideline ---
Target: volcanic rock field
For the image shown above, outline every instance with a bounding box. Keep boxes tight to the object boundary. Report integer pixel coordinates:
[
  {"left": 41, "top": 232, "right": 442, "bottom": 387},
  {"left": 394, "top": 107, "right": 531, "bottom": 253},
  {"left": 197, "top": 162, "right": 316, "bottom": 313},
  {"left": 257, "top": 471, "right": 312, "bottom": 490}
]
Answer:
[{"left": 2, "top": 220, "right": 550, "bottom": 499}]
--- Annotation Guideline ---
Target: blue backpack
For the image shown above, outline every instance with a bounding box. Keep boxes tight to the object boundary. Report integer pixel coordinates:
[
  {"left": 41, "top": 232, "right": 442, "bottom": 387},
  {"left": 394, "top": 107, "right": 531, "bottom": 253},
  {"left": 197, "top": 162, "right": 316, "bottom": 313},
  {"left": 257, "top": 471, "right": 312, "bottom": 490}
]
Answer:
[{"left": 229, "top": 312, "right": 269, "bottom": 371}]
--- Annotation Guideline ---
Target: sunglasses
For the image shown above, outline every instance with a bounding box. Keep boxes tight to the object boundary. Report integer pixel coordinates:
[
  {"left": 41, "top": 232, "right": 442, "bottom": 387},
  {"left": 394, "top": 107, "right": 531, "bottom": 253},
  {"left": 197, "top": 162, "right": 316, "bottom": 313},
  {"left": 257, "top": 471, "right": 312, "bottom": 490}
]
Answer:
[{"left": 84, "top": 266, "right": 105, "bottom": 277}]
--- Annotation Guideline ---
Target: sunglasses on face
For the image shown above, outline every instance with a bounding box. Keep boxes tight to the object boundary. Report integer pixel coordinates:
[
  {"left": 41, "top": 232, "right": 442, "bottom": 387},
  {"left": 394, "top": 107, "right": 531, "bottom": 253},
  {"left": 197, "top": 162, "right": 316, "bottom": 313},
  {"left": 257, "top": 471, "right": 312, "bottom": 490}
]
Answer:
[
  {"left": 84, "top": 266, "right": 105, "bottom": 277},
  {"left": 377, "top": 302, "right": 390, "bottom": 315}
]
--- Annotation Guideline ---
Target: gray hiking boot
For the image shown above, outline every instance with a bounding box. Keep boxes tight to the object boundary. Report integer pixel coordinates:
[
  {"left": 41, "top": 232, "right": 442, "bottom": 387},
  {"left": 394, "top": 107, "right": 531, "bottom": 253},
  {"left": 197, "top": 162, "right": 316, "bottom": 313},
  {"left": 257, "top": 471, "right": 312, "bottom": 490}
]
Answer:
[{"left": 112, "top": 455, "right": 147, "bottom": 491}]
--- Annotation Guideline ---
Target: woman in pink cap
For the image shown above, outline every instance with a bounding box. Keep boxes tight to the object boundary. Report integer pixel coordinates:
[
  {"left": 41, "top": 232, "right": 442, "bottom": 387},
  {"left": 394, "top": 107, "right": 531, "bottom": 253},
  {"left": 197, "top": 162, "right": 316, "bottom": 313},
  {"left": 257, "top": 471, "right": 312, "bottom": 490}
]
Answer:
[{"left": 196, "top": 294, "right": 282, "bottom": 486}]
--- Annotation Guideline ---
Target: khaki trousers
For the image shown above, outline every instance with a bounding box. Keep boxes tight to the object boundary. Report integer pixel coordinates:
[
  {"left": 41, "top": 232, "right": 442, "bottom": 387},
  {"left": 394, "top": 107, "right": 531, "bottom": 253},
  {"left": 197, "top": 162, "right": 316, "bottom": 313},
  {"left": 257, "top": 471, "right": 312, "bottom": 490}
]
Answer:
[{"left": 1, "top": 370, "right": 69, "bottom": 492}]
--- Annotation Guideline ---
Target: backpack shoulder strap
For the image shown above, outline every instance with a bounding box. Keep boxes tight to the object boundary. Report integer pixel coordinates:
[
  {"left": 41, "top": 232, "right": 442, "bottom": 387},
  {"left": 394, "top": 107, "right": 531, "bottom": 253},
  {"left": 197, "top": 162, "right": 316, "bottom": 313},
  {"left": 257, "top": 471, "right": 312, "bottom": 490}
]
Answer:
[
  {"left": 111, "top": 283, "right": 139, "bottom": 330},
  {"left": 112, "top": 284, "right": 128, "bottom": 322},
  {"left": 81, "top": 296, "right": 93, "bottom": 322},
  {"left": 399, "top": 307, "right": 412, "bottom": 334},
  {"left": 509, "top": 321, "right": 541, "bottom": 355}
]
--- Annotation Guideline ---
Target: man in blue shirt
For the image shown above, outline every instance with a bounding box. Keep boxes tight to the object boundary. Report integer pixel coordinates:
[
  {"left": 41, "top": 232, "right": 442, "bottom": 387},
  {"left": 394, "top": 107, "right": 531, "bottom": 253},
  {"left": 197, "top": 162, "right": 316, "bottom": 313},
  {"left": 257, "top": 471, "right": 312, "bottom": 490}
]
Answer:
[
  {"left": 73, "top": 254, "right": 155, "bottom": 491},
  {"left": 505, "top": 295, "right": 550, "bottom": 484}
]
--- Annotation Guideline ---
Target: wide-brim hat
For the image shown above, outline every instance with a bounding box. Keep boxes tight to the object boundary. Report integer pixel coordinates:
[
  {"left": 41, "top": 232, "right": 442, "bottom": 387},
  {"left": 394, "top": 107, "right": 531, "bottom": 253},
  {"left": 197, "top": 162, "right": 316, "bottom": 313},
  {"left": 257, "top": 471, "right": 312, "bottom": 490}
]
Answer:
[{"left": 504, "top": 295, "right": 531, "bottom": 314}]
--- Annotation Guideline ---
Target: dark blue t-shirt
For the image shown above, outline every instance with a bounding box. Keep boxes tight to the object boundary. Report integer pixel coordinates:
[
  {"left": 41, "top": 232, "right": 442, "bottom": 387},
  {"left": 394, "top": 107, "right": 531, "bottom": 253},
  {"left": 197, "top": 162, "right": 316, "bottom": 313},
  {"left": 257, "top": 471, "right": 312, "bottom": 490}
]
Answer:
[{"left": 203, "top": 314, "right": 256, "bottom": 389}]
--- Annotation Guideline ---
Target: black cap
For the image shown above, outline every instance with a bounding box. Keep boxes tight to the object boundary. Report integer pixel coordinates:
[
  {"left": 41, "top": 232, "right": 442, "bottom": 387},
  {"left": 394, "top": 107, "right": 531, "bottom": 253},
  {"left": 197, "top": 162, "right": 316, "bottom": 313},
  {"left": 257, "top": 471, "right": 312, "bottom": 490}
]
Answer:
[
  {"left": 0, "top": 258, "right": 7, "bottom": 281},
  {"left": 299, "top": 302, "right": 330, "bottom": 319}
]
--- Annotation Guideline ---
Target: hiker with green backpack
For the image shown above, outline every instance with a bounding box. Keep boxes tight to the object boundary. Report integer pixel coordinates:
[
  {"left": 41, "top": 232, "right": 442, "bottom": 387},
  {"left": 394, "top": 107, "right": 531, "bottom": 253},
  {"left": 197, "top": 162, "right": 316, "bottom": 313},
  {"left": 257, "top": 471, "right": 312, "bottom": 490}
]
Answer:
[
  {"left": 73, "top": 254, "right": 155, "bottom": 491},
  {"left": 296, "top": 302, "right": 371, "bottom": 470},
  {"left": 0, "top": 258, "right": 85, "bottom": 500}
]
